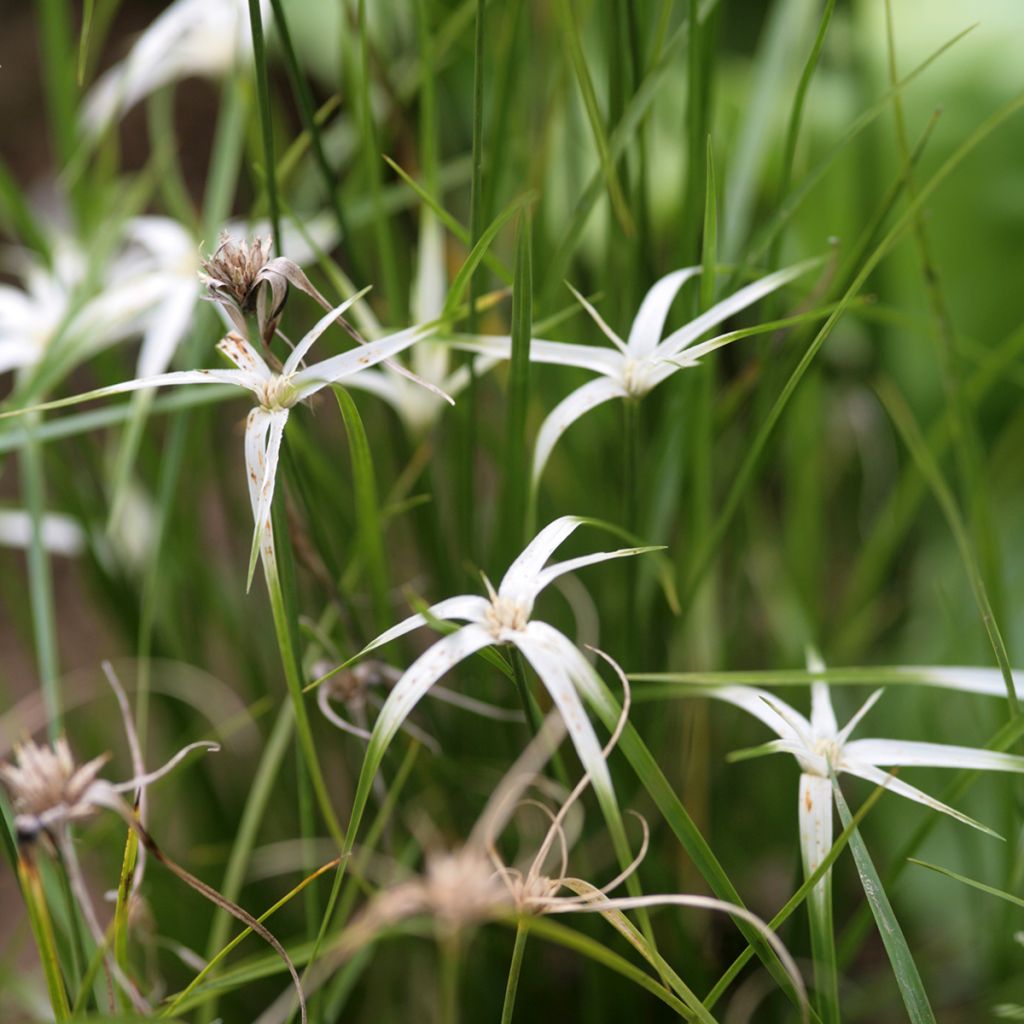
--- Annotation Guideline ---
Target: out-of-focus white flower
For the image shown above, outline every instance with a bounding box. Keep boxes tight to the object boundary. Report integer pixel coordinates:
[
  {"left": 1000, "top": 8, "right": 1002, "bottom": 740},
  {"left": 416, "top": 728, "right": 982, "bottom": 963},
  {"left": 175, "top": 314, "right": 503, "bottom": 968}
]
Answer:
[
  {"left": 457, "top": 259, "right": 818, "bottom": 485},
  {"left": 0, "top": 509, "right": 85, "bottom": 557},
  {"left": 0, "top": 236, "right": 159, "bottom": 386},
  {"left": 81, "top": 0, "right": 271, "bottom": 138}
]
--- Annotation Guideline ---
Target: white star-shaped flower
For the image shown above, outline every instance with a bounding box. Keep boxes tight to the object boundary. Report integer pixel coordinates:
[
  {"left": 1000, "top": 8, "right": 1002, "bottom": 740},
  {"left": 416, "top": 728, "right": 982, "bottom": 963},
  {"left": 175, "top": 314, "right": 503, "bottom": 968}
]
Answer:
[
  {"left": 456, "top": 258, "right": 818, "bottom": 484},
  {"left": 339, "top": 516, "right": 660, "bottom": 848},
  {"left": 9, "top": 298, "right": 431, "bottom": 588},
  {"left": 701, "top": 654, "right": 1024, "bottom": 920}
]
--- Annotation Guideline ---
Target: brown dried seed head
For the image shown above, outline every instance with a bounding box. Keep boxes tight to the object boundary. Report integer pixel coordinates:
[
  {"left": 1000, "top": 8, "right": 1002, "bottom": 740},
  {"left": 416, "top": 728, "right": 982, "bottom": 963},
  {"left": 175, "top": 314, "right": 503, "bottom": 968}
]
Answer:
[
  {"left": 199, "top": 233, "right": 273, "bottom": 309},
  {"left": 0, "top": 737, "right": 109, "bottom": 821}
]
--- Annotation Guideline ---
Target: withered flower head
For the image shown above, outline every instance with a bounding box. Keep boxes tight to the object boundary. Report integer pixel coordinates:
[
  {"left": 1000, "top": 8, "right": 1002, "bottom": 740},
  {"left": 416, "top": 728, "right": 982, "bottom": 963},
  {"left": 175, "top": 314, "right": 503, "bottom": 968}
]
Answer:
[
  {"left": 199, "top": 233, "right": 273, "bottom": 312},
  {"left": 0, "top": 737, "right": 110, "bottom": 837}
]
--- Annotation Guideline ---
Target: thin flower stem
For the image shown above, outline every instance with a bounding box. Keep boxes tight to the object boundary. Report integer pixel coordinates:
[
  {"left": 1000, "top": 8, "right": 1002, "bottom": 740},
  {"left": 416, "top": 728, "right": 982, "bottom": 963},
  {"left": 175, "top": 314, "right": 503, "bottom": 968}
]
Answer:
[
  {"left": 248, "top": 0, "right": 282, "bottom": 250},
  {"left": 201, "top": 700, "right": 295, "bottom": 1023},
  {"left": 265, "top": 516, "right": 346, "bottom": 849},
  {"left": 500, "top": 920, "right": 529, "bottom": 1024},
  {"left": 20, "top": 416, "right": 61, "bottom": 739},
  {"left": 439, "top": 933, "right": 461, "bottom": 1024},
  {"left": 806, "top": 873, "right": 839, "bottom": 1024},
  {"left": 623, "top": 398, "right": 640, "bottom": 666}
]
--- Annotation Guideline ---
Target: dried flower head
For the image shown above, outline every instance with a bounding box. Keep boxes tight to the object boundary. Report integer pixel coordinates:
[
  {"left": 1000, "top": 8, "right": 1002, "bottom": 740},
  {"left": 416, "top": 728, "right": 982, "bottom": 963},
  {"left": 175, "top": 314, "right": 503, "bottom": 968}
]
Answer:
[
  {"left": 0, "top": 738, "right": 110, "bottom": 839},
  {"left": 199, "top": 233, "right": 273, "bottom": 310}
]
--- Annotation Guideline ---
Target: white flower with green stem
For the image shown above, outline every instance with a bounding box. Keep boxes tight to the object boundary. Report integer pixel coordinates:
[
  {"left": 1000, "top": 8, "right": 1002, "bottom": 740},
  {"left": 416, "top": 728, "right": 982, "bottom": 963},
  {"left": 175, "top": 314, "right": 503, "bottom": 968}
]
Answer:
[
  {"left": 691, "top": 652, "right": 1024, "bottom": 1014},
  {"left": 454, "top": 258, "right": 820, "bottom": 486},
  {"left": 317, "top": 514, "right": 663, "bottom": 933},
  {"left": 290, "top": 661, "right": 807, "bottom": 1024},
  {"left": 2, "top": 295, "right": 432, "bottom": 589}
]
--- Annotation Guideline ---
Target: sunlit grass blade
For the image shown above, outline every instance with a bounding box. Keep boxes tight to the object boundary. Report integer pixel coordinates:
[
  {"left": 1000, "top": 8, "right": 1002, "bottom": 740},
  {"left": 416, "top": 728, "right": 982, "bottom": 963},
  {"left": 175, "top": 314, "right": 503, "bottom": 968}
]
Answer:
[
  {"left": 831, "top": 778, "right": 937, "bottom": 1024},
  {"left": 18, "top": 854, "right": 70, "bottom": 1021}
]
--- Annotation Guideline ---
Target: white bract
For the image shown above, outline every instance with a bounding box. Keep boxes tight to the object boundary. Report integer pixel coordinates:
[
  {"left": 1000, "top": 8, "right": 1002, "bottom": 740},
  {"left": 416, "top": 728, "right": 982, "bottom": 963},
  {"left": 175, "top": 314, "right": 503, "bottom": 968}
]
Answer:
[
  {"left": 456, "top": 259, "right": 818, "bottom": 484},
  {"left": 81, "top": 0, "right": 269, "bottom": 138},
  {"left": 344, "top": 516, "right": 659, "bottom": 843},
  {"left": 701, "top": 655, "right": 1024, "bottom": 919}
]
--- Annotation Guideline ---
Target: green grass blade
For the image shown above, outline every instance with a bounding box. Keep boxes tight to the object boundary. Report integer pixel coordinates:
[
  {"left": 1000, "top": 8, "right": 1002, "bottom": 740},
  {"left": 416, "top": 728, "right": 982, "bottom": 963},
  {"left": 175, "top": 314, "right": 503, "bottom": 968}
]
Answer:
[
  {"left": 499, "top": 213, "right": 533, "bottom": 562},
  {"left": 908, "top": 859, "right": 1024, "bottom": 910},
  {"left": 441, "top": 191, "right": 534, "bottom": 321},
  {"left": 333, "top": 387, "right": 391, "bottom": 634},
  {"left": 831, "top": 779, "right": 937, "bottom": 1024},
  {"left": 20, "top": 418, "right": 61, "bottom": 738},
  {"left": 247, "top": 0, "right": 281, "bottom": 248},
  {"left": 680, "top": 88, "right": 1024, "bottom": 612},
  {"left": 552, "top": 0, "right": 634, "bottom": 236},
  {"left": 877, "top": 379, "right": 1019, "bottom": 719}
]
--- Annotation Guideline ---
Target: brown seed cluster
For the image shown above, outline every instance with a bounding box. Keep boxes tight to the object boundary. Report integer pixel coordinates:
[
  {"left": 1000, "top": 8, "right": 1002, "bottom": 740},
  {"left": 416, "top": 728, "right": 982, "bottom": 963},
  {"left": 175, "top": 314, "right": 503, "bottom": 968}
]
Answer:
[{"left": 199, "top": 233, "right": 272, "bottom": 310}]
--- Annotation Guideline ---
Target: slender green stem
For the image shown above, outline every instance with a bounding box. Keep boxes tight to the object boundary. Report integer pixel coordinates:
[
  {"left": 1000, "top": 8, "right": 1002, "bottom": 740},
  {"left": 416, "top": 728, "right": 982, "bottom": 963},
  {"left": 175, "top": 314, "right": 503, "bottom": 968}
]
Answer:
[
  {"left": 500, "top": 921, "right": 529, "bottom": 1024},
  {"left": 439, "top": 933, "right": 461, "bottom": 1024},
  {"left": 21, "top": 416, "right": 61, "bottom": 739},
  {"left": 806, "top": 871, "right": 839, "bottom": 1024},
  {"left": 265, "top": 501, "right": 346, "bottom": 848},
  {"left": 248, "top": 0, "right": 281, "bottom": 249},
  {"left": 199, "top": 701, "right": 295, "bottom": 1024}
]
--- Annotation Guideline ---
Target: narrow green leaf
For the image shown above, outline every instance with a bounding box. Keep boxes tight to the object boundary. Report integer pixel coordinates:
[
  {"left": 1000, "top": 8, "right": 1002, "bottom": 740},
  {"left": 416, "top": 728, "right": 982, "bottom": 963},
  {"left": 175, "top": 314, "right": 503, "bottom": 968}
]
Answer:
[
  {"left": 831, "top": 779, "right": 937, "bottom": 1024},
  {"left": 247, "top": 0, "right": 281, "bottom": 248},
  {"left": 500, "top": 214, "right": 533, "bottom": 560},
  {"left": 909, "top": 859, "right": 1024, "bottom": 910},
  {"left": 441, "top": 191, "right": 535, "bottom": 321},
  {"left": 552, "top": 0, "right": 635, "bottom": 236},
  {"left": 877, "top": 379, "right": 1019, "bottom": 719},
  {"left": 333, "top": 387, "right": 391, "bottom": 632}
]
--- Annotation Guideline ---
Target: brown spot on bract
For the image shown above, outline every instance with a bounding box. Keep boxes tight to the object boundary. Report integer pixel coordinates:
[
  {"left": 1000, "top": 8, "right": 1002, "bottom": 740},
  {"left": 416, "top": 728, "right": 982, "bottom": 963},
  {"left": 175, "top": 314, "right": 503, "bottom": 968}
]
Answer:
[{"left": 804, "top": 790, "right": 813, "bottom": 812}]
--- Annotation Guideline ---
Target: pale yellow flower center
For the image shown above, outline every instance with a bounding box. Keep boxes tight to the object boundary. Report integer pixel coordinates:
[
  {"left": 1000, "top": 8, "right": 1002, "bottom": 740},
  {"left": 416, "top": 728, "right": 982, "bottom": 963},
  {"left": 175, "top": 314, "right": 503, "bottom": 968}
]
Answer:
[
  {"left": 259, "top": 374, "right": 298, "bottom": 411},
  {"left": 484, "top": 595, "right": 530, "bottom": 637}
]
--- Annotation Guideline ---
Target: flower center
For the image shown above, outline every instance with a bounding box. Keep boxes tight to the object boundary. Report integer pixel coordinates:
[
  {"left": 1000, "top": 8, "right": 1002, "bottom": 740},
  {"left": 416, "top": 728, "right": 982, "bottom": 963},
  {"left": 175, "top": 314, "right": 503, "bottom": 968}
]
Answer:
[
  {"left": 259, "top": 374, "right": 298, "bottom": 411},
  {"left": 621, "top": 358, "right": 650, "bottom": 397},
  {"left": 808, "top": 736, "right": 842, "bottom": 774},
  {"left": 484, "top": 595, "right": 530, "bottom": 638}
]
